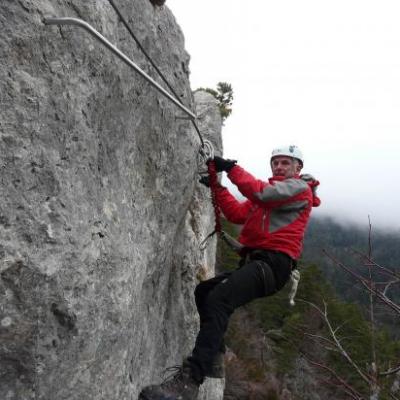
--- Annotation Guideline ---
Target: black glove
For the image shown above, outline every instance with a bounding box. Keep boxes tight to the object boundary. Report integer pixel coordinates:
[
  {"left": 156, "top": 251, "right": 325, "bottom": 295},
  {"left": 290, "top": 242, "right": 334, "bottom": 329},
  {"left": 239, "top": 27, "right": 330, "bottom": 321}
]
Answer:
[
  {"left": 211, "top": 156, "right": 237, "bottom": 173},
  {"left": 199, "top": 176, "right": 210, "bottom": 187},
  {"left": 199, "top": 175, "right": 226, "bottom": 189}
]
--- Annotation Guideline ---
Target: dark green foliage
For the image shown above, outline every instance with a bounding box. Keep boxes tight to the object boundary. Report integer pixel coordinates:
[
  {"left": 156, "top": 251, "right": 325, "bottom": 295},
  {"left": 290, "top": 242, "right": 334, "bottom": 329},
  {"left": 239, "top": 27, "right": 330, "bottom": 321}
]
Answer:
[
  {"left": 216, "top": 219, "right": 241, "bottom": 272},
  {"left": 196, "top": 82, "right": 233, "bottom": 123},
  {"left": 266, "top": 389, "right": 279, "bottom": 400}
]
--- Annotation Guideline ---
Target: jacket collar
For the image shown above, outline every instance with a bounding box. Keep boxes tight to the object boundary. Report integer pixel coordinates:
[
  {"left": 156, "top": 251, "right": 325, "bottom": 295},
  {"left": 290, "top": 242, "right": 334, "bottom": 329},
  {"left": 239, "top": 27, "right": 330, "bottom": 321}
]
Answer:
[{"left": 269, "top": 174, "right": 300, "bottom": 182}]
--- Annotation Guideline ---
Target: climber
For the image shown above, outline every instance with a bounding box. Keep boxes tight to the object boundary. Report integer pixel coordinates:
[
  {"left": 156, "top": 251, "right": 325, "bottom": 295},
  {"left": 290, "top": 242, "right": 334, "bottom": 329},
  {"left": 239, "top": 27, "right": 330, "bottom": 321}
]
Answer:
[{"left": 139, "top": 145, "right": 321, "bottom": 400}]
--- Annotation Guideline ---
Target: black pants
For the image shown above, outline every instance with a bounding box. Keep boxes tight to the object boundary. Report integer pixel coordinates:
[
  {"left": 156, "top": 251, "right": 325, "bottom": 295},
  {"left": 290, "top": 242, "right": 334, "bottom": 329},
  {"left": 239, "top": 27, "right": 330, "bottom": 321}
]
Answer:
[{"left": 188, "top": 250, "right": 293, "bottom": 382}]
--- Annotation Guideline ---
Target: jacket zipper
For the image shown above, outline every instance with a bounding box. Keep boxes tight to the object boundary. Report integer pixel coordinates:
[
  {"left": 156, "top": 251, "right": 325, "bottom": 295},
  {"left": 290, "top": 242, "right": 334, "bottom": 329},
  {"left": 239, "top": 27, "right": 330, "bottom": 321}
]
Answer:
[{"left": 262, "top": 209, "right": 268, "bottom": 232}]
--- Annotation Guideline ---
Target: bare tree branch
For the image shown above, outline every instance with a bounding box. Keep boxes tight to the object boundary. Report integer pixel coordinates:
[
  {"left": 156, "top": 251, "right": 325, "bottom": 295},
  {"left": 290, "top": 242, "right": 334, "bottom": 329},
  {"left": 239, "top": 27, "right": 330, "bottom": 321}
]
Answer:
[
  {"left": 359, "top": 279, "right": 400, "bottom": 315},
  {"left": 322, "top": 250, "right": 400, "bottom": 315},
  {"left": 333, "top": 320, "right": 354, "bottom": 335},
  {"left": 303, "top": 332, "right": 340, "bottom": 353},
  {"left": 368, "top": 216, "right": 373, "bottom": 260},
  {"left": 317, "top": 376, "right": 363, "bottom": 400},
  {"left": 383, "top": 280, "right": 400, "bottom": 297},
  {"left": 390, "top": 370, "right": 400, "bottom": 399},
  {"left": 367, "top": 218, "right": 379, "bottom": 400},
  {"left": 351, "top": 248, "right": 400, "bottom": 280},
  {"left": 297, "top": 299, "right": 373, "bottom": 385},
  {"left": 304, "top": 332, "right": 337, "bottom": 347},
  {"left": 303, "top": 354, "right": 365, "bottom": 400},
  {"left": 380, "top": 365, "right": 400, "bottom": 377}
]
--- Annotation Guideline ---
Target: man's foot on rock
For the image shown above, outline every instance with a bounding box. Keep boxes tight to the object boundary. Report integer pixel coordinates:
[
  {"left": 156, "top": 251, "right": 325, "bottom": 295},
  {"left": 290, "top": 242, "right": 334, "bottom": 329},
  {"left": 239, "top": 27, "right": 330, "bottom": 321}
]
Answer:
[{"left": 139, "top": 364, "right": 200, "bottom": 400}]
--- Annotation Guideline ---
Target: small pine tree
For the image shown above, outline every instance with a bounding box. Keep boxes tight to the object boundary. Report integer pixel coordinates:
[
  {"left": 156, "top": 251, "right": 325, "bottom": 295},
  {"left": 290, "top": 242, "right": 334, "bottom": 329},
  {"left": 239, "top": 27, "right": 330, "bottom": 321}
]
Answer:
[{"left": 196, "top": 82, "right": 234, "bottom": 123}]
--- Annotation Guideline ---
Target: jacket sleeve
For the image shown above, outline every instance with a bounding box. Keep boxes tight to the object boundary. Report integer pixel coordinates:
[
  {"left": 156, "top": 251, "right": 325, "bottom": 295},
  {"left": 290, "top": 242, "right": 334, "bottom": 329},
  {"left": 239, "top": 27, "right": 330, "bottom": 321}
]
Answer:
[
  {"left": 227, "top": 165, "right": 309, "bottom": 206},
  {"left": 300, "top": 174, "right": 321, "bottom": 207},
  {"left": 216, "top": 186, "right": 252, "bottom": 224}
]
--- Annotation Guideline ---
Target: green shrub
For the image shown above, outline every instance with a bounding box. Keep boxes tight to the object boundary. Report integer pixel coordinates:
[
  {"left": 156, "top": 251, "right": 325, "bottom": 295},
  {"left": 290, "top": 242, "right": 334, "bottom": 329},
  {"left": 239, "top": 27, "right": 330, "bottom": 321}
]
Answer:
[{"left": 196, "top": 82, "right": 233, "bottom": 123}]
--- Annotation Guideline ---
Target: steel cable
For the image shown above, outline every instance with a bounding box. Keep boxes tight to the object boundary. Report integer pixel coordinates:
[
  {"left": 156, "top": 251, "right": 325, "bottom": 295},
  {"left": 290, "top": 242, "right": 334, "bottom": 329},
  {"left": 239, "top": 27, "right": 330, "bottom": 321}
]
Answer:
[{"left": 107, "top": 0, "right": 205, "bottom": 148}]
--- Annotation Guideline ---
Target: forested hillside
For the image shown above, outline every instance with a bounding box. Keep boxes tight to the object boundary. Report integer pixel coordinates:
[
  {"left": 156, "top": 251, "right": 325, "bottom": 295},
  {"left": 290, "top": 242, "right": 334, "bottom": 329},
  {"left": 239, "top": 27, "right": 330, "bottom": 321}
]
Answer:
[
  {"left": 303, "top": 216, "right": 400, "bottom": 285},
  {"left": 302, "top": 216, "right": 400, "bottom": 334}
]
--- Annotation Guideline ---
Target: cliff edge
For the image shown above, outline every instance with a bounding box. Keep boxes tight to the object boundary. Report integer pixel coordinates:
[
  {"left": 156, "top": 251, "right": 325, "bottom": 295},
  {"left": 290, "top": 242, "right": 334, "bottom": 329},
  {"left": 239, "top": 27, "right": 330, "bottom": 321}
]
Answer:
[{"left": 0, "top": 1, "right": 223, "bottom": 399}]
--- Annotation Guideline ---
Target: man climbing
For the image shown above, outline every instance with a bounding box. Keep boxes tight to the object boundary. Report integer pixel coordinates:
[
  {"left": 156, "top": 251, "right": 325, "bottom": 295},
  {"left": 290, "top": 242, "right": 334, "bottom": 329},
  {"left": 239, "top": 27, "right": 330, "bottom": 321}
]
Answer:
[{"left": 139, "top": 145, "right": 321, "bottom": 400}]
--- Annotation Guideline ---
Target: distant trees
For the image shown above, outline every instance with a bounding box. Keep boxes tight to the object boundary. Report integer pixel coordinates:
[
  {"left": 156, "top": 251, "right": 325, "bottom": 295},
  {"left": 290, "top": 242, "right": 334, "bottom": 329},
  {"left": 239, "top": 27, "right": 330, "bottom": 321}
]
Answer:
[{"left": 303, "top": 217, "right": 400, "bottom": 307}]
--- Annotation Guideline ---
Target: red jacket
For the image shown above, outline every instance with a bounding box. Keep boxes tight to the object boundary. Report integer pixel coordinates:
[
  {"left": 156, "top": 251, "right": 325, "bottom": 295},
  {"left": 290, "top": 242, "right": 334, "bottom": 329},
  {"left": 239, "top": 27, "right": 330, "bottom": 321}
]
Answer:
[{"left": 216, "top": 165, "right": 321, "bottom": 260}]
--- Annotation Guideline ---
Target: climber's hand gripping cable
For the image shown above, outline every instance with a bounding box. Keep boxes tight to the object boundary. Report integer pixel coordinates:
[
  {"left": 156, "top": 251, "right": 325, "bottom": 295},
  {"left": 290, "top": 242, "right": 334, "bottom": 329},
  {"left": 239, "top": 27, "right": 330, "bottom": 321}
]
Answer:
[
  {"left": 212, "top": 156, "right": 237, "bottom": 173},
  {"left": 199, "top": 155, "right": 240, "bottom": 251}
]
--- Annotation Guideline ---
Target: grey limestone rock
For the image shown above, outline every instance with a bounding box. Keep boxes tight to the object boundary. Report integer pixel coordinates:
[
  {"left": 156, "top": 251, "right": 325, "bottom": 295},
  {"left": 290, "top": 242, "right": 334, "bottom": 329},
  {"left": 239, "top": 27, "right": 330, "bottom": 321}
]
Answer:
[{"left": 0, "top": 1, "right": 223, "bottom": 399}]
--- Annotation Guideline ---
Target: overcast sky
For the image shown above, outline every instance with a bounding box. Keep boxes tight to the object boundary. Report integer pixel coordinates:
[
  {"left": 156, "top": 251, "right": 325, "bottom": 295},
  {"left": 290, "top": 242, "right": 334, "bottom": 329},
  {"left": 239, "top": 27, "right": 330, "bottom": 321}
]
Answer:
[{"left": 168, "top": 0, "right": 400, "bottom": 229}]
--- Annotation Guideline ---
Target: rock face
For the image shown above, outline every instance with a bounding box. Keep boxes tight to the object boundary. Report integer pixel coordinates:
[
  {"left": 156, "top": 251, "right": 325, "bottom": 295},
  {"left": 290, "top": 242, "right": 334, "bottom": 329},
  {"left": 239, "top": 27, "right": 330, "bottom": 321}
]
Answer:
[{"left": 0, "top": 1, "right": 223, "bottom": 399}]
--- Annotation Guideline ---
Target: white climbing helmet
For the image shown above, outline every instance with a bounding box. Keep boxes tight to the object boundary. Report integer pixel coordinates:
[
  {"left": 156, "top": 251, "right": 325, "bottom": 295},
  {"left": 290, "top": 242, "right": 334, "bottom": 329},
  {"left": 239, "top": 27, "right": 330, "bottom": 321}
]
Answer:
[{"left": 271, "top": 145, "right": 304, "bottom": 166}]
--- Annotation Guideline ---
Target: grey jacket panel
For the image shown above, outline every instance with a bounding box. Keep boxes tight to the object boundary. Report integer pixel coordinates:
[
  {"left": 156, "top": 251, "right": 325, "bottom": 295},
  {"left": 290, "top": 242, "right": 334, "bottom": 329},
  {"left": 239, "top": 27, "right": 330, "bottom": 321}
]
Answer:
[
  {"left": 269, "top": 200, "right": 309, "bottom": 233},
  {"left": 299, "top": 174, "right": 317, "bottom": 182},
  {"left": 255, "top": 179, "right": 309, "bottom": 203}
]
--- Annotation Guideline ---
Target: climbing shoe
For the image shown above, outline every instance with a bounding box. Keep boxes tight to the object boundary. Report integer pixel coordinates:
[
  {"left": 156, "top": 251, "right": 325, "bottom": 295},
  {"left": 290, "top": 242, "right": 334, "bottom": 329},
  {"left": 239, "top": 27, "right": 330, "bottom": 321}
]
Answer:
[
  {"left": 139, "top": 364, "right": 200, "bottom": 400},
  {"left": 205, "top": 352, "right": 225, "bottom": 379}
]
